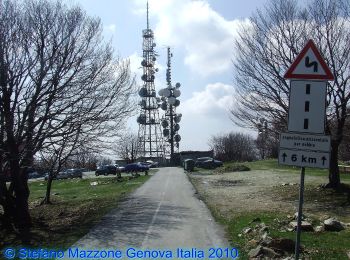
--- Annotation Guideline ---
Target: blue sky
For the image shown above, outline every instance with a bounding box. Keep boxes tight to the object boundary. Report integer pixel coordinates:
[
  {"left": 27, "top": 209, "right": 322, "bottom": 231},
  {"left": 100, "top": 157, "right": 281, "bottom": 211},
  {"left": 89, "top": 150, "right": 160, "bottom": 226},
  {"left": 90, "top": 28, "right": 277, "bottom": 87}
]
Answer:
[{"left": 68, "top": 0, "right": 270, "bottom": 151}]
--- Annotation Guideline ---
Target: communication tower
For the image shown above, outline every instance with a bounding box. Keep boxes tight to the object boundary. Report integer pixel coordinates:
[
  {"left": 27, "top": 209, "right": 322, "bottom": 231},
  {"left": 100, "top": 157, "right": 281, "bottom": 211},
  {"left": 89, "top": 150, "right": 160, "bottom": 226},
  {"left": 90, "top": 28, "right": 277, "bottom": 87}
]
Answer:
[
  {"left": 136, "top": 2, "right": 164, "bottom": 161},
  {"left": 159, "top": 47, "right": 182, "bottom": 162}
]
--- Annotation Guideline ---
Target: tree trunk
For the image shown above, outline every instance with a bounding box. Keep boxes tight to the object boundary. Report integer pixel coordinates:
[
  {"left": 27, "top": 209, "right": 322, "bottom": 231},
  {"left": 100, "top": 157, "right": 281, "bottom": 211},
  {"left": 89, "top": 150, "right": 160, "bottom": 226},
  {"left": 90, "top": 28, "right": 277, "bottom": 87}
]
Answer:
[
  {"left": 328, "top": 140, "right": 341, "bottom": 189},
  {"left": 6, "top": 134, "right": 32, "bottom": 243},
  {"left": 42, "top": 175, "right": 53, "bottom": 204},
  {"left": 0, "top": 180, "right": 15, "bottom": 230},
  {"left": 12, "top": 167, "right": 31, "bottom": 244}
]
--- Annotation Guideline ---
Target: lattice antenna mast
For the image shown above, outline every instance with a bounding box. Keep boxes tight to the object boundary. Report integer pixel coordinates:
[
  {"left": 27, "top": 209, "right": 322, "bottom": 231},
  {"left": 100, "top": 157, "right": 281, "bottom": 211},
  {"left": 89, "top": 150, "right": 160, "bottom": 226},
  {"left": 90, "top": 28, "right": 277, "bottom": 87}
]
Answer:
[{"left": 136, "top": 2, "right": 165, "bottom": 162}]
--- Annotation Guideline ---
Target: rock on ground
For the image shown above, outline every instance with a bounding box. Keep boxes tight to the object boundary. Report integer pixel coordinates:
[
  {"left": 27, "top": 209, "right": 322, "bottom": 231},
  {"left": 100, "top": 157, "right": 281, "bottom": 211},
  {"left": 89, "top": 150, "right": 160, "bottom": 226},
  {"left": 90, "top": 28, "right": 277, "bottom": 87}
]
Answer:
[
  {"left": 289, "top": 221, "right": 314, "bottom": 231},
  {"left": 324, "top": 217, "right": 345, "bottom": 231},
  {"left": 265, "top": 238, "right": 295, "bottom": 253}
]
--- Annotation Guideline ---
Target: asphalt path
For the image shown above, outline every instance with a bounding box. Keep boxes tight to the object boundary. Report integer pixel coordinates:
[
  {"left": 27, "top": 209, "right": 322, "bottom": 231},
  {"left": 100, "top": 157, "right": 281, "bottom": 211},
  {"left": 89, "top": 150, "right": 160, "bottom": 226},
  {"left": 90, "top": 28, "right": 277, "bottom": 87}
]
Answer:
[{"left": 69, "top": 167, "right": 228, "bottom": 257}]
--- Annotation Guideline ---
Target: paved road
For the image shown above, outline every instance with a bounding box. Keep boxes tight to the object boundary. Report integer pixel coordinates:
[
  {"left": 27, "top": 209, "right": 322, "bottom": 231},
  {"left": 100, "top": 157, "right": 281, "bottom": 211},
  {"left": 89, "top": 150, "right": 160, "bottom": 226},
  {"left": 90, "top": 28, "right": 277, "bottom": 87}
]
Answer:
[{"left": 70, "top": 167, "right": 228, "bottom": 253}]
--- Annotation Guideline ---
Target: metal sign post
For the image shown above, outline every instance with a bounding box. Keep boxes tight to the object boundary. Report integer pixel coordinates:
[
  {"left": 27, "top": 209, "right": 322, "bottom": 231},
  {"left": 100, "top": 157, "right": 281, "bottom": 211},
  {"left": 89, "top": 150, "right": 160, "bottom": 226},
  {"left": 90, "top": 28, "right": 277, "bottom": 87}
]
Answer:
[
  {"left": 280, "top": 39, "right": 334, "bottom": 260},
  {"left": 295, "top": 167, "right": 305, "bottom": 259}
]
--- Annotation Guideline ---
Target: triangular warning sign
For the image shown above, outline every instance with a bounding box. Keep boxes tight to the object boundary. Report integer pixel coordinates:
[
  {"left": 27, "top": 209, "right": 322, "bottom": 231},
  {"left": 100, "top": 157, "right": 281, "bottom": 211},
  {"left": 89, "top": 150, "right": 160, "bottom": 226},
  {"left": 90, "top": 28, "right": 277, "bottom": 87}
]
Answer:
[{"left": 284, "top": 39, "right": 334, "bottom": 80}]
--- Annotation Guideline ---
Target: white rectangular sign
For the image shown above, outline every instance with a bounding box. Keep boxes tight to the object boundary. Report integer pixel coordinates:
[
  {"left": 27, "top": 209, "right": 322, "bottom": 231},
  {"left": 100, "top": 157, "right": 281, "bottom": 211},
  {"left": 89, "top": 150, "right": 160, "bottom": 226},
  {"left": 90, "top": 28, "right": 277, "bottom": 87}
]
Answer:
[
  {"left": 280, "top": 132, "right": 330, "bottom": 152},
  {"left": 288, "top": 80, "right": 327, "bottom": 134},
  {"left": 279, "top": 149, "right": 329, "bottom": 169}
]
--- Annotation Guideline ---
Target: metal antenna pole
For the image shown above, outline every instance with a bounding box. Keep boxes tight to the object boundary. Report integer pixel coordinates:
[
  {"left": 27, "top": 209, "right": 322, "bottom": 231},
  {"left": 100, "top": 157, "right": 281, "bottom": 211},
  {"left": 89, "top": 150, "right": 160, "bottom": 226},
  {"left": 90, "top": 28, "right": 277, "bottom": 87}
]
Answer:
[
  {"left": 167, "top": 47, "right": 174, "bottom": 162},
  {"left": 295, "top": 166, "right": 305, "bottom": 260},
  {"left": 146, "top": 1, "right": 149, "bottom": 30}
]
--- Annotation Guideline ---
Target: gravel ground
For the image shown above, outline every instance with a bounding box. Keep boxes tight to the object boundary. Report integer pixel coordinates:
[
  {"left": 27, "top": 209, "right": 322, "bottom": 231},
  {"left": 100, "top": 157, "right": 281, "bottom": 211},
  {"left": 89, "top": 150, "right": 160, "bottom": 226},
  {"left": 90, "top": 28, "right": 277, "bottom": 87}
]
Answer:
[{"left": 189, "top": 169, "right": 349, "bottom": 220}]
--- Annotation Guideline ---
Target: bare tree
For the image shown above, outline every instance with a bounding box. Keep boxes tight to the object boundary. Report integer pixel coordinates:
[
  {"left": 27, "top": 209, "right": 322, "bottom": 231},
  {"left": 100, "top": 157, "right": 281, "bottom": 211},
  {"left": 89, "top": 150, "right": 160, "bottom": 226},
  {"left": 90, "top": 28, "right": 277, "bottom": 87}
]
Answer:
[
  {"left": 113, "top": 132, "right": 139, "bottom": 163},
  {"left": 71, "top": 147, "right": 99, "bottom": 170},
  {"left": 209, "top": 132, "right": 257, "bottom": 162},
  {"left": 255, "top": 119, "right": 279, "bottom": 159},
  {"left": 339, "top": 108, "right": 350, "bottom": 161},
  {"left": 0, "top": 0, "right": 135, "bottom": 241},
  {"left": 39, "top": 125, "right": 82, "bottom": 204},
  {"left": 231, "top": 0, "right": 350, "bottom": 188}
]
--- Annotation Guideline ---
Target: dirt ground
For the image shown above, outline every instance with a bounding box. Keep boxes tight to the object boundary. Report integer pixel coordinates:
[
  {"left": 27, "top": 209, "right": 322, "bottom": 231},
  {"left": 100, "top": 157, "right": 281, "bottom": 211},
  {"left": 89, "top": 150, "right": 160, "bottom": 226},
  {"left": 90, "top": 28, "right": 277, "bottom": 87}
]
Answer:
[{"left": 189, "top": 169, "right": 350, "bottom": 222}]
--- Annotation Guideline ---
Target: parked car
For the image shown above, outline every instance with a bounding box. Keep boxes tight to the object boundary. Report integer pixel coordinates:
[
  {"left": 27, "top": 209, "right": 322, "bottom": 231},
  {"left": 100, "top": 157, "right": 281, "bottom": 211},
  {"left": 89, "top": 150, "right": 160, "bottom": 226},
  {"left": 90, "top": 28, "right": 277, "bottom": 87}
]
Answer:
[
  {"left": 95, "top": 165, "right": 117, "bottom": 176},
  {"left": 2, "top": 168, "right": 41, "bottom": 181},
  {"left": 124, "top": 162, "right": 149, "bottom": 175},
  {"left": 56, "top": 171, "right": 71, "bottom": 180},
  {"left": 195, "top": 157, "right": 223, "bottom": 169},
  {"left": 28, "top": 171, "right": 41, "bottom": 179},
  {"left": 114, "top": 164, "right": 125, "bottom": 173},
  {"left": 145, "top": 160, "right": 159, "bottom": 168},
  {"left": 66, "top": 168, "right": 83, "bottom": 179},
  {"left": 45, "top": 171, "right": 71, "bottom": 180}
]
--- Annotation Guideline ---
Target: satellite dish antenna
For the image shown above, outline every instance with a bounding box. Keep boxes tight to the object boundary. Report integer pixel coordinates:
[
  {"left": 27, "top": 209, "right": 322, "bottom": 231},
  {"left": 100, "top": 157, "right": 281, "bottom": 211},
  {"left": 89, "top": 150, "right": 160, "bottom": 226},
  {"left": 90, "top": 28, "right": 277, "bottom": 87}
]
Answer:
[
  {"left": 173, "top": 89, "right": 181, "bottom": 98},
  {"left": 174, "top": 116, "right": 181, "bottom": 123},
  {"left": 139, "top": 87, "right": 147, "bottom": 97},
  {"left": 163, "top": 89, "right": 171, "bottom": 97},
  {"left": 163, "top": 129, "right": 169, "bottom": 136},
  {"left": 161, "top": 120, "right": 169, "bottom": 128},
  {"left": 175, "top": 82, "right": 181, "bottom": 88},
  {"left": 174, "top": 134, "right": 181, "bottom": 142},
  {"left": 161, "top": 102, "right": 167, "bottom": 110},
  {"left": 168, "top": 97, "right": 176, "bottom": 105}
]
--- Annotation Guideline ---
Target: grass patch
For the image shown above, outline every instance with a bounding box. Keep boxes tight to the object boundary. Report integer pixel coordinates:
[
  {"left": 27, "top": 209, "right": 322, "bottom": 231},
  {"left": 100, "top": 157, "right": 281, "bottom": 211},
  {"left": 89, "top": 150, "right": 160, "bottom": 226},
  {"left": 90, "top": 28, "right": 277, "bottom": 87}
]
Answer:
[
  {"left": 223, "top": 212, "right": 350, "bottom": 260},
  {"left": 1, "top": 174, "right": 152, "bottom": 250},
  {"left": 271, "top": 183, "right": 350, "bottom": 221},
  {"left": 225, "top": 159, "right": 350, "bottom": 182},
  {"left": 188, "top": 160, "right": 350, "bottom": 259}
]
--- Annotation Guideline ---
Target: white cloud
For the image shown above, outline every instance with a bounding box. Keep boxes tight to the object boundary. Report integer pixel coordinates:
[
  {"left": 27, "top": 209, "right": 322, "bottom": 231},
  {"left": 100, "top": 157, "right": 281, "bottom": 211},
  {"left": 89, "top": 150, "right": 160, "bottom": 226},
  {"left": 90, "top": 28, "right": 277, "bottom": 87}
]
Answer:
[
  {"left": 128, "top": 52, "right": 143, "bottom": 79},
  {"left": 176, "top": 82, "right": 239, "bottom": 150},
  {"left": 132, "top": 0, "right": 250, "bottom": 77},
  {"left": 179, "top": 82, "right": 235, "bottom": 117},
  {"left": 105, "top": 24, "right": 116, "bottom": 33}
]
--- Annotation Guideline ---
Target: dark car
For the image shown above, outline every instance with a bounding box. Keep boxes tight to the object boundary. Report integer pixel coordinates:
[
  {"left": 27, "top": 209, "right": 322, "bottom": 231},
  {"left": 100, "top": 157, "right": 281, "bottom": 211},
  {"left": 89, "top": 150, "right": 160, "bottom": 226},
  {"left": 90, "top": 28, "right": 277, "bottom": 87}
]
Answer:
[
  {"left": 195, "top": 157, "right": 223, "bottom": 169},
  {"left": 45, "top": 171, "right": 71, "bottom": 180},
  {"left": 2, "top": 168, "right": 41, "bottom": 182},
  {"left": 28, "top": 171, "right": 41, "bottom": 179},
  {"left": 66, "top": 168, "right": 83, "bottom": 179},
  {"left": 124, "top": 162, "right": 149, "bottom": 175},
  {"left": 45, "top": 171, "right": 69, "bottom": 180},
  {"left": 95, "top": 165, "right": 117, "bottom": 176},
  {"left": 56, "top": 171, "right": 71, "bottom": 180}
]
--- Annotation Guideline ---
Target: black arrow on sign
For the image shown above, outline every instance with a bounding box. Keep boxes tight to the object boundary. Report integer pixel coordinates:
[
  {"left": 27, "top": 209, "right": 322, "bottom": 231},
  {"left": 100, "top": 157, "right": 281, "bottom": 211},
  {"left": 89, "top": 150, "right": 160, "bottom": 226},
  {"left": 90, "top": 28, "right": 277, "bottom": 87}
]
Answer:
[
  {"left": 321, "top": 156, "right": 327, "bottom": 165},
  {"left": 282, "top": 153, "right": 287, "bottom": 162},
  {"left": 305, "top": 56, "right": 318, "bottom": 72}
]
